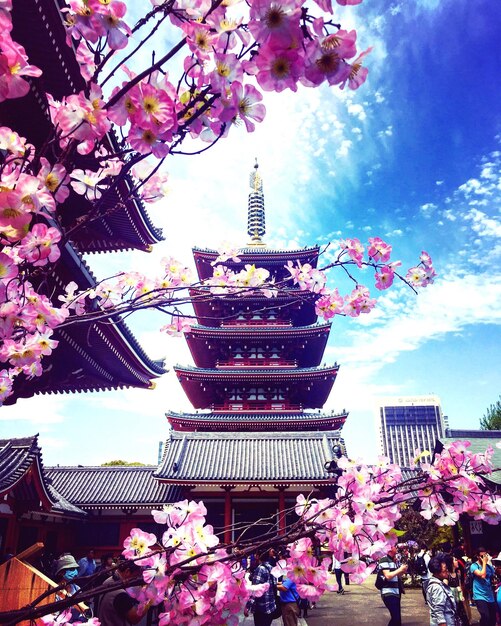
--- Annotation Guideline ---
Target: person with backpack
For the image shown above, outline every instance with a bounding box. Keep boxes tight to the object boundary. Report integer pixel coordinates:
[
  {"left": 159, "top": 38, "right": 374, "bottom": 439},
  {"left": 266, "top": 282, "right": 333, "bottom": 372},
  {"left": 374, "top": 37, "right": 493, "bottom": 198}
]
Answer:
[
  {"left": 425, "top": 555, "right": 459, "bottom": 626},
  {"left": 416, "top": 544, "right": 432, "bottom": 601},
  {"left": 470, "top": 547, "right": 496, "bottom": 626},
  {"left": 377, "top": 546, "right": 408, "bottom": 626}
]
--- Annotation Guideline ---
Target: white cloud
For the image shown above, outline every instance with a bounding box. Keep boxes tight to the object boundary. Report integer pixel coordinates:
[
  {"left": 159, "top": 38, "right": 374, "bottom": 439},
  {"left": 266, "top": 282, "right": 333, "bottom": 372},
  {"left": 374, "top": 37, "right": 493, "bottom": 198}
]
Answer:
[
  {"left": 336, "top": 139, "right": 353, "bottom": 158},
  {"left": 0, "top": 396, "right": 67, "bottom": 425},
  {"left": 347, "top": 103, "right": 366, "bottom": 121},
  {"left": 322, "top": 271, "right": 501, "bottom": 458},
  {"left": 458, "top": 178, "right": 492, "bottom": 197},
  {"left": 464, "top": 209, "right": 501, "bottom": 238},
  {"left": 420, "top": 202, "right": 437, "bottom": 215},
  {"left": 377, "top": 125, "right": 393, "bottom": 138}
]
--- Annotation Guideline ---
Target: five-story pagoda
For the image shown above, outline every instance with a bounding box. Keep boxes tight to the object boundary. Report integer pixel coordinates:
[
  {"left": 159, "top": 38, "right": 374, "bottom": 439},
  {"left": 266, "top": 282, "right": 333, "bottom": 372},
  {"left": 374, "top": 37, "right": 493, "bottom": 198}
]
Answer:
[{"left": 155, "top": 164, "right": 348, "bottom": 542}]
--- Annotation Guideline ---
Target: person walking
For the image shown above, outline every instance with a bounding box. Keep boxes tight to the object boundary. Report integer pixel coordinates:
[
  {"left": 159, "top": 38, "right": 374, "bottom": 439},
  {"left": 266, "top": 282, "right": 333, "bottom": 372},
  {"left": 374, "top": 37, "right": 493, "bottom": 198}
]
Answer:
[
  {"left": 378, "top": 545, "right": 408, "bottom": 626},
  {"left": 491, "top": 552, "right": 501, "bottom": 625},
  {"left": 277, "top": 576, "right": 300, "bottom": 626},
  {"left": 332, "top": 556, "right": 345, "bottom": 594},
  {"left": 470, "top": 547, "right": 497, "bottom": 626},
  {"left": 425, "top": 556, "right": 458, "bottom": 626},
  {"left": 97, "top": 560, "right": 151, "bottom": 626},
  {"left": 244, "top": 550, "right": 279, "bottom": 626},
  {"left": 416, "top": 544, "right": 432, "bottom": 601}
]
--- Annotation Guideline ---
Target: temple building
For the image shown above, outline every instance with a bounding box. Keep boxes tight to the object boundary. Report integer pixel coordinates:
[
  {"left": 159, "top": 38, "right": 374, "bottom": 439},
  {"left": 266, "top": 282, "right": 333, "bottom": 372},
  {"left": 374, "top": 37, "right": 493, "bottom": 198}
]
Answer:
[{"left": 155, "top": 164, "right": 348, "bottom": 542}]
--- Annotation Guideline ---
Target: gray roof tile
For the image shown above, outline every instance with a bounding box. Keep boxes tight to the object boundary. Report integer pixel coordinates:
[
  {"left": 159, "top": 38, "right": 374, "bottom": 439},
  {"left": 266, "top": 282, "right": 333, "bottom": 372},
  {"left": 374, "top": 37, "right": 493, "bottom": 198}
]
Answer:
[
  {"left": 155, "top": 431, "right": 344, "bottom": 483},
  {"left": 46, "top": 466, "right": 182, "bottom": 508}
]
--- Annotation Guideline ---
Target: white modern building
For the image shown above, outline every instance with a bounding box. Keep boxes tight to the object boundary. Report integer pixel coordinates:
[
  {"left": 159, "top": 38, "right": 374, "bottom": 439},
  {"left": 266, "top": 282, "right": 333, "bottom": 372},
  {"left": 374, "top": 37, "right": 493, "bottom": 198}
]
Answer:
[{"left": 376, "top": 395, "right": 447, "bottom": 466}]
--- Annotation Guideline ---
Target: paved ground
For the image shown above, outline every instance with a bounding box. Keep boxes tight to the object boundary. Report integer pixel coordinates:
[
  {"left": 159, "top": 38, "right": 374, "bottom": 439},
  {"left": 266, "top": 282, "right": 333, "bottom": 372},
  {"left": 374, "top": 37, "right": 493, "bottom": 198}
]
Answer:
[{"left": 240, "top": 575, "right": 480, "bottom": 626}]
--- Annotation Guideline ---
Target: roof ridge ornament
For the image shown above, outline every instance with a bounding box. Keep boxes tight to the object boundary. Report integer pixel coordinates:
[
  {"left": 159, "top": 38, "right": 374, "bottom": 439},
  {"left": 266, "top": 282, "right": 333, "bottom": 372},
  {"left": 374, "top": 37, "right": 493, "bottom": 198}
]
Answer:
[{"left": 247, "top": 159, "right": 266, "bottom": 246}]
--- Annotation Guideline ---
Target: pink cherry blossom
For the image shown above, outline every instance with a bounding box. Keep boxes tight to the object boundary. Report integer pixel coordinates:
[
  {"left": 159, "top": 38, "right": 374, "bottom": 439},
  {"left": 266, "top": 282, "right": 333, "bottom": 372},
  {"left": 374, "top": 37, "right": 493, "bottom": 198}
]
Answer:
[
  {"left": 18, "top": 223, "right": 61, "bottom": 266},
  {"left": 340, "top": 237, "right": 364, "bottom": 267},
  {"left": 250, "top": 41, "right": 303, "bottom": 93},
  {"left": 375, "top": 265, "right": 395, "bottom": 290},
  {"left": 0, "top": 36, "right": 42, "bottom": 101},
  {"left": 123, "top": 528, "right": 157, "bottom": 562},
  {"left": 368, "top": 236, "right": 392, "bottom": 263}
]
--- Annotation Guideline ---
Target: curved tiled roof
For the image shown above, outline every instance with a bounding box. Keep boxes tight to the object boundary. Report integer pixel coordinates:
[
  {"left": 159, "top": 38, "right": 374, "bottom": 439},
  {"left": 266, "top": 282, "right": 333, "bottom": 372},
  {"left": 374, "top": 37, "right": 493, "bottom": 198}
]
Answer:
[
  {"left": 187, "top": 322, "right": 331, "bottom": 336},
  {"left": 155, "top": 431, "right": 344, "bottom": 483},
  {"left": 0, "top": 436, "right": 46, "bottom": 495},
  {"left": 6, "top": 0, "right": 163, "bottom": 253},
  {"left": 174, "top": 364, "right": 339, "bottom": 377},
  {"left": 46, "top": 466, "right": 182, "bottom": 509},
  {"left": 193, "top": 246, "right": 320, "bottom": 256},
  {"left": 167, "top": 410, "right": 348, "bottom": 432},
  {"left": 0, "top": 436, "right": 85, "bottom": 516}
]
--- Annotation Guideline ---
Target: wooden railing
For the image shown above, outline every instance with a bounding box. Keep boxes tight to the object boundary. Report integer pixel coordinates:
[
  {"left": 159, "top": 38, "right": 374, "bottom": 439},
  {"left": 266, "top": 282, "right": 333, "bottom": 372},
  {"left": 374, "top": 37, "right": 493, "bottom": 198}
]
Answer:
[
  {"left": 216, "top": 359, "right": 297, "bottom": 368},
  {"left": 212, "top": 402, "right": 303, "bottom": 412}
]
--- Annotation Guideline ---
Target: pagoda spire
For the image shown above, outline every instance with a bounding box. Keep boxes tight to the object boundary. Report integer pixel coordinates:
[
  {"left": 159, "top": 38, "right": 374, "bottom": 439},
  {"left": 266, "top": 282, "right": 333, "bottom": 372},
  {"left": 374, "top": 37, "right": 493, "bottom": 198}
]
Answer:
[{"left": 247, "top": 159, "right": 266, "bottom": 246}]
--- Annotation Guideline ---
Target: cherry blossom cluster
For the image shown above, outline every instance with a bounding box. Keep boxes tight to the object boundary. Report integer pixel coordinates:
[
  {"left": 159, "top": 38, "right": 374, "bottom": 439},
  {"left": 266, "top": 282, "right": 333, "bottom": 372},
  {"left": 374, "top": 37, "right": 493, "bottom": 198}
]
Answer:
[
  {"left": 56, "top": 0, "right": 374, "bottom": 161},
  {"left": 285, "top": 239, "right": 435, "bottom": 320}
]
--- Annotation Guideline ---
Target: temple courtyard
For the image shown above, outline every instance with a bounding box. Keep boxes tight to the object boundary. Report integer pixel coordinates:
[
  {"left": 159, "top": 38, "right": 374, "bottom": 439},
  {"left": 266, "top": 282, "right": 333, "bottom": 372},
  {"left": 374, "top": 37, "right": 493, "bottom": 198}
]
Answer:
[{"left": 240, "top": 575, "right": 481, "bottom": 625}]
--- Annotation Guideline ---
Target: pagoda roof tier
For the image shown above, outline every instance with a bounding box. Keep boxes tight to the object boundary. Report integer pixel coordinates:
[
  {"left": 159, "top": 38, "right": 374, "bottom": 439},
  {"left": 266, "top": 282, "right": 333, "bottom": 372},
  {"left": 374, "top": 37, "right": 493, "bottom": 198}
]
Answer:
[
  {"left": 0, "top": 436, "right": 85, "bottom": 517},
  {"left": 193, "top": 246, "right": 320, "bottom": 282},
  {"left": 189, "top": 289, "right": 317, "bottom": 327},
  {"left": 46, "top": 466, "right": 182, "bottom": 510},
  {"left": 174, "top": 364, "right": 339, "bottom": 409},
  {"left": 167, "top": 410, "right": 348, "bottom": 432},
  {"left": 0, "top": 1, "right": 163, "bottom": 253},
  {"left": 154, "top": 430, "right": 343, "bottom": 485},
  {"left": 193, "top": 246, "right": 320, "bottom": 281},
  {"left": 185, "top": 322, "right": 331, "bottom": 368},
  {"left": 5, "top": 245, "right": 166, "bottom": 403}
]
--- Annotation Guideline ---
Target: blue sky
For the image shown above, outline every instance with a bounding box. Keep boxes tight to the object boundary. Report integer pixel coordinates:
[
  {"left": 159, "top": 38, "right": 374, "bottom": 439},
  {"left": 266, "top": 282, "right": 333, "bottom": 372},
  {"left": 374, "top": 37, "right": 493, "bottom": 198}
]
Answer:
[{"left": 1, "top": 0, "right": 500, "bottom": 465}]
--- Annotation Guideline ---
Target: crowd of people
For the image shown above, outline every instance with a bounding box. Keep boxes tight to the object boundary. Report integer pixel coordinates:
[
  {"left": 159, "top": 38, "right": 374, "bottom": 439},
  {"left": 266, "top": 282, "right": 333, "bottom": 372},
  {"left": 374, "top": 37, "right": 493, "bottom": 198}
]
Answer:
[
  {"left": 376, "top": 543, "right": 501, "bottom": 626},
  {"left": 3, "top": 540, "right": 501, "bottom": 626}
]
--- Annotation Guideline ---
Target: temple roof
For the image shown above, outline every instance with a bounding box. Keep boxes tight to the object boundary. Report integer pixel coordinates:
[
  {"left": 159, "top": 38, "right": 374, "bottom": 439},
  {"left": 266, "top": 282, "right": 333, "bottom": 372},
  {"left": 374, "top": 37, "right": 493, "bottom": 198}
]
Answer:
[
  {"left": 46, "top": 466, "right": 183, "bottom": 509},
  {"left": 1, "top": 0, "right": 163, "bottom": 253},
  {"left": 175, "top": 363, "right": 338, "bottom": 377},
  {"left": 154, "top": 431, "right": 344, "bottom": 484},
  {"left": 187, "top": 322, "right": 331, "bottom": 337},
  {"left": 0, "top": 436, "right": 85, "bottom": 516},
  {"left": 6, "top": 245, "right": 166, "bottom": 403},
  {"left": 193, "top": 246, "right": 320, "bottom": 282},
  {"left": 167, "top": 410, "right": 348, "bottom": 432}
]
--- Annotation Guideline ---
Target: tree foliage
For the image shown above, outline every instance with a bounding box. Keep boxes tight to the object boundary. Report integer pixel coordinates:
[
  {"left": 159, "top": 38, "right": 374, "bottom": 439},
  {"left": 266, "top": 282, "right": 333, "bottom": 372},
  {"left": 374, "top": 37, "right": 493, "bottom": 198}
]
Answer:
[
  {"left": 480, "top": 396, "right": 501, "bottom": 430},
  {"left": 100, "top": 460, "right": 146, "bottom": 466}
]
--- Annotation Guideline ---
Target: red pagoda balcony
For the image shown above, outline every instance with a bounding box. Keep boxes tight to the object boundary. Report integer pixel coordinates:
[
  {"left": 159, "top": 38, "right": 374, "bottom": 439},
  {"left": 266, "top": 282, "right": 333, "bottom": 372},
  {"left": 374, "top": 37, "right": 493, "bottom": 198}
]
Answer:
[
  {"left": 212, "top": 402, "right": 303, "bottom": 412},
  {"left": 216, "top": 359, "right": 297, "bottom": 369}
]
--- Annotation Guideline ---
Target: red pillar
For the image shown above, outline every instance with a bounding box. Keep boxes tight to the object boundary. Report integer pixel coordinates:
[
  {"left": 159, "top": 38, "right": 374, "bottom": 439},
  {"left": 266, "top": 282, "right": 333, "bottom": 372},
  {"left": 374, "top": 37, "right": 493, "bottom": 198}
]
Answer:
[{"left": 224, "top": 488, "right": 232, "bottom": 544}]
